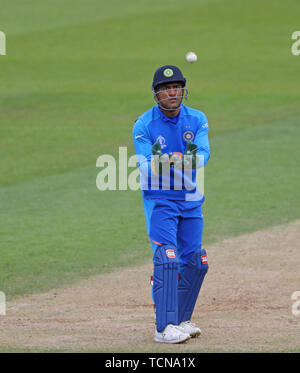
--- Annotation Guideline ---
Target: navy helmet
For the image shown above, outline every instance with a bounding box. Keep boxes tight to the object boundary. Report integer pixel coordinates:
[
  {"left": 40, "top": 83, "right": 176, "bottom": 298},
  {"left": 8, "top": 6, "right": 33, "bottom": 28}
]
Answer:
[{"left": 152, "top": 65, "right": 186, "bottom": 90}]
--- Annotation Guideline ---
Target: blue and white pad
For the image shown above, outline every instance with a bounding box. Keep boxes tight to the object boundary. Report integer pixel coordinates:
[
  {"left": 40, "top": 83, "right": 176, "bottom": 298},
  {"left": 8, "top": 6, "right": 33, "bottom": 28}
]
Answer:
[
  {"left": 152, "top": 245, "right": 179, "bottom": 332},
  {"left": 178, "top": 248, "right": 209, "bottom": 323}
]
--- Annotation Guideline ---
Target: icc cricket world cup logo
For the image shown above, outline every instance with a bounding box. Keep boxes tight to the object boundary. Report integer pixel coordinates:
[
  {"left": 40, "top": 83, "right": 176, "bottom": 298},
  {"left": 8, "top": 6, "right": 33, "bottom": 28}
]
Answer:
[{"left": 0, "top": 31, "right": 6, "bottom": 55}]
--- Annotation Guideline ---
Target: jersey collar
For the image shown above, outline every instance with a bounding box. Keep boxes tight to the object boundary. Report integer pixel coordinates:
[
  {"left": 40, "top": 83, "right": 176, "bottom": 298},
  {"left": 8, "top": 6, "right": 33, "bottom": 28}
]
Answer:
[{"left": 156, "top": 105, "right": 183, "bottom": 124}]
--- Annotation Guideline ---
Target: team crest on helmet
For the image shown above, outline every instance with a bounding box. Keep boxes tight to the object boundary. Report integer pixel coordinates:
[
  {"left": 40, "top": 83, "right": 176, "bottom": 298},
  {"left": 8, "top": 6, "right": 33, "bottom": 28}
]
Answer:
[
  {"left": 156, "top": 135, "right": 167, "bottom": 149},
  {"left": 183, "top": 130, "right": 194, "bottom": 142},
  {"left": 163, "top": 68, "right": 174, "bottom": 77}
]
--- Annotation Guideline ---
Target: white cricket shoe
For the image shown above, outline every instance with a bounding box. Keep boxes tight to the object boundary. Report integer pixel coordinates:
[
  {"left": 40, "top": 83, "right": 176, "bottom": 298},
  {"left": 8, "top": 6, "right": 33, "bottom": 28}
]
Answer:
[
  {"left": 154, "top": 324, "right": 191, "bottom": 344},
  {"left": 177, "top": 321, "right": 201, "bottom": 338}
]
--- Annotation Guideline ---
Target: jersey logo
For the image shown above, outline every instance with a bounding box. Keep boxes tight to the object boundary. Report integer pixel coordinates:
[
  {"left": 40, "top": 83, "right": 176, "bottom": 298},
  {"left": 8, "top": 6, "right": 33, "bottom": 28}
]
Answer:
[
  {"left": 156, "top": 135, "right": 167, "bottom": 149},
  {"left": 135, "top": 134, "right": 144, "bottom": 139},
  {"left": 183, "top": 130, "right": 194, "bottom": 142}
]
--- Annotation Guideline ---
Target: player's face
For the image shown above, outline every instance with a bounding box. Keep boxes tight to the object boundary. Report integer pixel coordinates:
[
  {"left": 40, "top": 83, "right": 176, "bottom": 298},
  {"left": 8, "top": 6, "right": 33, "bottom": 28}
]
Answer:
[{"left": 155, "top": 82, "right": 184, "bottom": 111}]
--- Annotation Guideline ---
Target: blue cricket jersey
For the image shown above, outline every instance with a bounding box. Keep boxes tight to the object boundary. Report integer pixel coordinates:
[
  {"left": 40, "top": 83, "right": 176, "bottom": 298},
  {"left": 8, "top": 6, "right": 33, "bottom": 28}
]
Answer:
[{"left": 132, "top": 104, "right": 210, "bottom": 201}]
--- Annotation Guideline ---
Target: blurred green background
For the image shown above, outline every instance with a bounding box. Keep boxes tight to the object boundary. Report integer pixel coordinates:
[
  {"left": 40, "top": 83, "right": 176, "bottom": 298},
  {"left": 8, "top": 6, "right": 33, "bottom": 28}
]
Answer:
[{"left": 0, "top": 0, "right": 299, "bottom": 298}]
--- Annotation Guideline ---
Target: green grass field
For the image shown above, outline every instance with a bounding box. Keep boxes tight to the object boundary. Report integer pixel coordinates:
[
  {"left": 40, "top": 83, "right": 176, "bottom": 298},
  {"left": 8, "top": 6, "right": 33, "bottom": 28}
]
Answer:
[{"left": 0, "top": 0, "right": 299, "bottom": 325}]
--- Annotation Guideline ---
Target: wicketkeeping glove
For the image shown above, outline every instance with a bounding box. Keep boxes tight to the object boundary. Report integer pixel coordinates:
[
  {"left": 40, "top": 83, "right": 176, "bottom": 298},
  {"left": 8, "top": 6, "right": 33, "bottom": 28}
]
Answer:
[
  {"left": 182, "top": 141, "right": 199, "bottom": 169},
  {"left": 151, "top": 141, "right": 170, "bottom": 174}
]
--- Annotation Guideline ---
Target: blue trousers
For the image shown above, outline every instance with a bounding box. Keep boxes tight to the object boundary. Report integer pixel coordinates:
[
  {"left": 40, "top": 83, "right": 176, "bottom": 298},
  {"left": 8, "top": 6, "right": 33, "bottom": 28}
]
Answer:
[{"left": 142, "top": 197, "right": 204, "bottom": 274}]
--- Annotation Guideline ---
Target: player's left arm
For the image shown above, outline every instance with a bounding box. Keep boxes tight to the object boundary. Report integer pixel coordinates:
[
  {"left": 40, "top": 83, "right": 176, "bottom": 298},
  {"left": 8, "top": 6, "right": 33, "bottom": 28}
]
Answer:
[{"left": 193, "top": 112, "right": 210, "bottom": 167}]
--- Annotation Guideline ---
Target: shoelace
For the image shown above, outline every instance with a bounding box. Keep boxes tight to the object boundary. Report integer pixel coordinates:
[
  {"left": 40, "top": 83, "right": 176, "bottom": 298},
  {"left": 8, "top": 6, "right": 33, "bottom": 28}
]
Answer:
[{"left": 181, "top": 321, "right": 197, "bottom": 328}]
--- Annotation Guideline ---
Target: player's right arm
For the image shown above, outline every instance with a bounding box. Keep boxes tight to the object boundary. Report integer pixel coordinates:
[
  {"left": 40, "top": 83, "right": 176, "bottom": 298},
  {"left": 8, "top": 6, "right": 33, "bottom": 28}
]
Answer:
[
  {"left": 133, "top": 118, "right": 170, "bottom": 177},
  {"left": 132, "top": 118, "right": 154, "bottom": 179}
]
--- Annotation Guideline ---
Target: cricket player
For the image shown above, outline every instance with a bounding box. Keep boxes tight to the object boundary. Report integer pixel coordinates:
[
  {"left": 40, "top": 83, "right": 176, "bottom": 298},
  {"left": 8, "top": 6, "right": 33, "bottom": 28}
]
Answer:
[{"left": 132, "top": 65, "right": 210, "bottom": 344}]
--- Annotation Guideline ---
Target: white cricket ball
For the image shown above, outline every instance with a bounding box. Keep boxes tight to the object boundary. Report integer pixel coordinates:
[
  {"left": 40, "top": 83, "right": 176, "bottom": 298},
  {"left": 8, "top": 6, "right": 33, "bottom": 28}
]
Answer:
[{"left": 185, "top": 51, "right": 197, "bottom": 63}]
